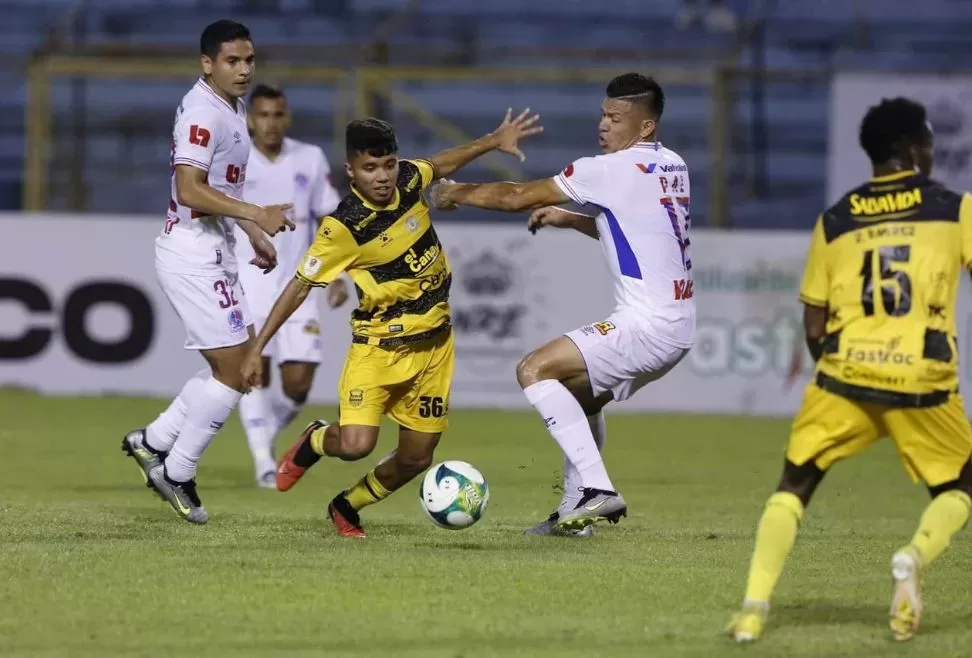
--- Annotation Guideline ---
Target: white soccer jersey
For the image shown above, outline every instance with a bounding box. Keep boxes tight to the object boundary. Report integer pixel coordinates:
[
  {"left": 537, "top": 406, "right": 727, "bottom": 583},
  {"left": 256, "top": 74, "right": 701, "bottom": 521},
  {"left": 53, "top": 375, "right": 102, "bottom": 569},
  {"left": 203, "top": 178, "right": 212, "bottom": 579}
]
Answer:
[
  {"left": 234, "top": 137, "right": 341, "bottom": 315},
  {"left": 157, "top": 78, "right": 251, "bottom": 275},
  {"left": 553, "top": 141, "right": 696, "bottom": 347}
]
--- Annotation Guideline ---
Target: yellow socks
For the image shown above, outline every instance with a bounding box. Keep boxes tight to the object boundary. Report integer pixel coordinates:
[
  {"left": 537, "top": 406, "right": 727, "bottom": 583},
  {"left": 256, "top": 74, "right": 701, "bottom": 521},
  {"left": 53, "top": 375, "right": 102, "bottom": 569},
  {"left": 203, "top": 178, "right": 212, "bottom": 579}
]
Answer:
[
  {"left": 344, "top": 469, "right": 392, "bottom": 511},
  {"left": 908, "top": 490, "right": 971, "bottom": 565},
  {"left": 743, "top": 491, "right": 805, "bottom": 604},
  {"left": 309, "top": 425, "right": 328, "bottom": 457}
]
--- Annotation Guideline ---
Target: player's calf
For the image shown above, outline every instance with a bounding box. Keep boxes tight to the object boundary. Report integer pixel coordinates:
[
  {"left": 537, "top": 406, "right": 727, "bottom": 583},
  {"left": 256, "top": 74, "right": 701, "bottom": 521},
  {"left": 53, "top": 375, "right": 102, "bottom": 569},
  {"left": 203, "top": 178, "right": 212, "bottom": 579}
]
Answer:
[{"left": 326, "top": 428, "right": 438, "bottom": 537}]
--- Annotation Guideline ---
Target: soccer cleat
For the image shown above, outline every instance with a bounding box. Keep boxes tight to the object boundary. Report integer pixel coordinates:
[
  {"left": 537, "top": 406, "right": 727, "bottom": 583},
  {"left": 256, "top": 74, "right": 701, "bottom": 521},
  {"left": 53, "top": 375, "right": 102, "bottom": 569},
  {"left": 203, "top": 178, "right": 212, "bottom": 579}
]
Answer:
[
  {"left": 328, "top": 495, "right": 366, "bottom": 538},
  {"left": 726, "top": 602, "right": 769, "bottom": 642},
  {"left": 276, "top": 420, "right": 327, "bottom": 492},
  {"left": 524, "top": 512, "right": 594, "bottom": 537},
  {"left": 890, "top": 546, "right": 924, "bottom": 641},
  {"left": 555, "top": 488, "right": 627, "bottom": 531},
  {"left": 148, "top": 464, "right": 209, "bottom": 525},
  {"left": 256, "top": 470, "right": 277, "bottom": 489},
  {"left": 121, "top": 429, "right": 164, "bottom": 498}
]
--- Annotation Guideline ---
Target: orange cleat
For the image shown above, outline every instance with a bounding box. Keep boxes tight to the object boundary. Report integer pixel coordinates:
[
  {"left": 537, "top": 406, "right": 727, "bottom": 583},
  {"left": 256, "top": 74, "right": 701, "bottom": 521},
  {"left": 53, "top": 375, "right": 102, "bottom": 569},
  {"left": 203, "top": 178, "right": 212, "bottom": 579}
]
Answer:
[
  {"left": 275, "top": 420, "right": 327, "bottom": 492},
  {"left": 328, "top": 495, "right": 367, "bottom": 538}
]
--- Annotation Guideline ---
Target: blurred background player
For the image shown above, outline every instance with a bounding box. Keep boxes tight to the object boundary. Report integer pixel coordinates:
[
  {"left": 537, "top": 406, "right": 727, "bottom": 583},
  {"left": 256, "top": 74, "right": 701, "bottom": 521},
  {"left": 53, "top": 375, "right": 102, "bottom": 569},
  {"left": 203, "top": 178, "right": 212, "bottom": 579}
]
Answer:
[
  {"left": 121, "top": 20, "right": 295, "bottom": 524},
  {"left": 242, "top": 111, "right": 542, "bottom": 537},
  {"left": 727, "top": 98, "right": 972, "bottom": 643},
  {"left": 233, "top": 84, "right": 350, "bottom": 488},
  {"left": 431, "top": 73, "right": 695, "bottom": 536}
]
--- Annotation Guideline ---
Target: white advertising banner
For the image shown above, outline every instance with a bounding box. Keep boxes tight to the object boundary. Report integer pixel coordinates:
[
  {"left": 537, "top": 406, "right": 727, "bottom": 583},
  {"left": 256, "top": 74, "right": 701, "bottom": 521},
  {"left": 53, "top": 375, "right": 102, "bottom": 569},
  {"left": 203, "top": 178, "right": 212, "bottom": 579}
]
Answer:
[
  {"left": 828, "top": 73, "right": 972, "bottom": 205},
  {"left": 4, "top": 213, "right": 972, "bottom": 416}
]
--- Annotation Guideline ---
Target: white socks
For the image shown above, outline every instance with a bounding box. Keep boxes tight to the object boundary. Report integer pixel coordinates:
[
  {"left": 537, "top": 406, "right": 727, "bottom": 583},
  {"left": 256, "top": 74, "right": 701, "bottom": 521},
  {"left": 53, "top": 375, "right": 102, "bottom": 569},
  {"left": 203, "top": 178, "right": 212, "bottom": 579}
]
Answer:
[
  {"left": 165, "top": 376, "right": 242, "bottom": 483},
  {"left": 523, "top": 380, "right": 615, "bottom": 493},
  {"left": 560, "top": 412, "right": 608, "bottom": 512},
  {"left": 271, "top": 389, "right": 303, "bottom": 432},
  {"left": 239, "top": 387, "right": 277, "bottom": 478},
  {"left": 145, "top": 368, "right": 210, "bottom": 453}
]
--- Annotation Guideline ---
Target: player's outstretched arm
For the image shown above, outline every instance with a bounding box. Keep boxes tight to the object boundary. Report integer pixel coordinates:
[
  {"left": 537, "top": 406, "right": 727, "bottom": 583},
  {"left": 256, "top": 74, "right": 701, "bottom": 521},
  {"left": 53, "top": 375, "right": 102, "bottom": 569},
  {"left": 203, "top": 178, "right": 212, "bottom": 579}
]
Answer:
[
  {"left": 175, "top": 164, "right": 295, "bottom": 235},
  {"left": 430, "top": 177, "right": 570, "bottom": 213},
  {"left": 427, "top": 108, "right": 542, "bottom": 179},
  {"left": 528, "top": 206, "right": 598, "bottom": 239},
  {"left": 241, "top": 277, "right": 311, "bottom": 391}
]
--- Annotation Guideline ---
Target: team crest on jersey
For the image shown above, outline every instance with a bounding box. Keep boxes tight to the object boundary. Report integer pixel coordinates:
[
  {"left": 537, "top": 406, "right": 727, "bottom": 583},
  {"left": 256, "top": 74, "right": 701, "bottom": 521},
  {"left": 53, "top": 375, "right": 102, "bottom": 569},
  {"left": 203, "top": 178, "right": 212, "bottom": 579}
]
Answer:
[
  {"left": 405, "top": 216, "right": 419, "bottom": 232},
  {"left": 228, "top": 308, "right": 245, "bottom": 333},
  {"left": 303, "top": 320, "right": 321, "bottom": 335},
  {"left": 233, "top": 131, "right": 242, "bottom": 143},
  {"left": 348, "top": 389, "right": 364, "bottom": 408},
  {"left": 592, "top": 321, "right": 616, "bottom": 336},
  {"left": 302, "top": 256, "right": 322, "bottom": 277},
  {"left": 295, "top": 173, "right": 309, "bottom": 188}
]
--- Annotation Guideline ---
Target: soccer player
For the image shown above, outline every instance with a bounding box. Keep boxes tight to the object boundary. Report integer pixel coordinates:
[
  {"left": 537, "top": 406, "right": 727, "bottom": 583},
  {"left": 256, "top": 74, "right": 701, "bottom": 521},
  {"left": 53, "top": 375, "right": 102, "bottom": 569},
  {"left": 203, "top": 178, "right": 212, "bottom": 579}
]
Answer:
[
  {"left": 430, "top": 73, "right": 695, "bottom": 536},
  {"left": 121, "top": 20, "right": 295, "bottom": 524},
  {"left": 241, "top": 111, "right": 542, "bottom": 537},
  {"left": 233, "top": 84, "right": 350, "bottom": 487},
  {"left": 726, "top": 98, "right": 972, "bottom": 643}
]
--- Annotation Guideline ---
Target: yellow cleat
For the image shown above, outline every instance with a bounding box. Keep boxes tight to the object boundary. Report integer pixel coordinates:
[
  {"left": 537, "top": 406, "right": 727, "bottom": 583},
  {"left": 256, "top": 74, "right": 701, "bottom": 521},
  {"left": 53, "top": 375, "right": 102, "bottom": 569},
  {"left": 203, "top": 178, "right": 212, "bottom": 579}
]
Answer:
[
  {"left": 726, "top": 602, "right": 769, "bottom": 642},
  {"left": 889, "top": 546, "right": 924, "bottom": 642}
]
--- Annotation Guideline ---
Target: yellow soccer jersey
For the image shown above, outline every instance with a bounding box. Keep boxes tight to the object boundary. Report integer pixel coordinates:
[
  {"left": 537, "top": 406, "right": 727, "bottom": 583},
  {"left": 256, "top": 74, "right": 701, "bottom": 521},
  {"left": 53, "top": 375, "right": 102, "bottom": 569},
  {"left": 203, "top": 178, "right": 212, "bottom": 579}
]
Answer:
[
  {"left": 800, "top": 171, "right": 972, "bottom": 406},
  {"left": 295, "top": 158, "right": 451, "bottom": 344}
]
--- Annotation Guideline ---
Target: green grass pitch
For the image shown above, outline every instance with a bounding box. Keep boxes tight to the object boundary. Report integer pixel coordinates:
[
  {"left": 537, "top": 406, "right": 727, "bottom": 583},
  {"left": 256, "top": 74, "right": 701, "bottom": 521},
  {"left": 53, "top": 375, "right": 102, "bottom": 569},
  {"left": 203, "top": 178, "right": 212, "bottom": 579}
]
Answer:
[{"left": 1, "top": 388, "right": 970, "bottom": 657}]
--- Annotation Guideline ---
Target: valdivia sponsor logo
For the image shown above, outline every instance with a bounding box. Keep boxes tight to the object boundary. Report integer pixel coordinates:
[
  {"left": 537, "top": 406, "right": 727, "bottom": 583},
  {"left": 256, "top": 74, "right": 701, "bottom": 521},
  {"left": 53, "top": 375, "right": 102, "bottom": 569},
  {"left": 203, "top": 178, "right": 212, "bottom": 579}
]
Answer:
[
  {"left": 692, "top": 264, "right": 800, "bottom": 293},
  {"left": 689, "top": 311, "right": 806, "bottom": 378}
]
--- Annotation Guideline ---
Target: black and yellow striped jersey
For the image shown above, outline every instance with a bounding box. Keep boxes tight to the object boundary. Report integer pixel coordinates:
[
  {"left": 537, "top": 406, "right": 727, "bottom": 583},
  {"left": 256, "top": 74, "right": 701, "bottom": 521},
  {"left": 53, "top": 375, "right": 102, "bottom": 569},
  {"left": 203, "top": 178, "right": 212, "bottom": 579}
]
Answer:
[
  {"left": 295, "top": 158, "right": 451, "bottom": 344},
  {"left": 801, "top": 171, "right": 972, "bottom": 406}
]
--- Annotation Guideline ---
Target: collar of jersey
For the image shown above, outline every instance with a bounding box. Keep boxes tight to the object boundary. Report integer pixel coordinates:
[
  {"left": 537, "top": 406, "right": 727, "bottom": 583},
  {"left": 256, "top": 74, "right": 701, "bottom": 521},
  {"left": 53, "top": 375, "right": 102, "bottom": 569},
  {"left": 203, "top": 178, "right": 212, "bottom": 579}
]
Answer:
[
  {"left": 870, "top": 170, "right": 917, "bottom": 183},
  {"left": 351, "top": 184, "right": 401, "bottom": 211},
  {"left": 196, "top": 77, "right": 237, "bottom": 113}
]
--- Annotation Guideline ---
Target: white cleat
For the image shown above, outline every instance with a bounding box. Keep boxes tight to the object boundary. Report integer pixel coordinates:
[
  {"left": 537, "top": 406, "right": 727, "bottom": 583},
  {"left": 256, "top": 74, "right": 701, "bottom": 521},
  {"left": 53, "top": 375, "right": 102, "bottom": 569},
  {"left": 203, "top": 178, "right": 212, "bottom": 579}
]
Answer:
[{"left": 889, "top": 547, "right": 923, "bottom": 641}]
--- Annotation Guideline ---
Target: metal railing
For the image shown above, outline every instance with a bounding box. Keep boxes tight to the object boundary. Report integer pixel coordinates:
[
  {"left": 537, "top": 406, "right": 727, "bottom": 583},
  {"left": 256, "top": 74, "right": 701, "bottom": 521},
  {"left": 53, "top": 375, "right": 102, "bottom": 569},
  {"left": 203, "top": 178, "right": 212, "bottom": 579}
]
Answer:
[{"left": 24, "top": 55, "right": 737, "bottom": 222}]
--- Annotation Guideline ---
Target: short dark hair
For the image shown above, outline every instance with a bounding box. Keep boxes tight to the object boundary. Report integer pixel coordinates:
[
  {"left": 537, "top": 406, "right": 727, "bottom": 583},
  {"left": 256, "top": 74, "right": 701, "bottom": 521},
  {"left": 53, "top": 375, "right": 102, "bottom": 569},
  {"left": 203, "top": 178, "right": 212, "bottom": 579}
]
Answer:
[
  {"left": 249, "top": 84, "right": 285, "bottom": 106},
  {"left": 346, "top": 118, "right": 398, "bottom": 158},
  {"left": 606, "top": 73, "right": 665, "bottom": 120},
  {"left": 200, "top": 20, "right": 251, "bottom": 59},
  {"left": 859, "top": 97, "right": 930, "bottom": 165}
]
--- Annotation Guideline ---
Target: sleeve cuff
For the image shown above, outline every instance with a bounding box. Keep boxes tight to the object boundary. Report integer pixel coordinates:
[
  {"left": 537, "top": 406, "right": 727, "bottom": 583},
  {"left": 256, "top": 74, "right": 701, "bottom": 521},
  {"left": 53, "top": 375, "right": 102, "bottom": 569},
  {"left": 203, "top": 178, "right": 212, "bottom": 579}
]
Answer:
[
  {"left": 553, "top": 174, "right": 583, "bottom": 204},
  {"left": 799, "top": 293, "right": 827, "bottom": 306},
  {"left": 294, "top": 273, "right": 329, "bottom": 288},
  {"left": 173, "top": 157, "right": 211, "bottom": 172}
]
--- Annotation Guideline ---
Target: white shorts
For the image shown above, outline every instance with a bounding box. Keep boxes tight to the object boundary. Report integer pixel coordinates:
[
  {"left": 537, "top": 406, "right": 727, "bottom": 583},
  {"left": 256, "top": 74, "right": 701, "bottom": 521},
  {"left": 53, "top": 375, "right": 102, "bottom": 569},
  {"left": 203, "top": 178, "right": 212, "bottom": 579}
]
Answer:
[
  {"left": 157, "top": 268, "right": 252, "bottom": 351},
  {"left": 565, "top": 312, "right": 689, "bottom": 402},
  {"left": 252, "top": 305, "right": 324, "bottom": 365}
]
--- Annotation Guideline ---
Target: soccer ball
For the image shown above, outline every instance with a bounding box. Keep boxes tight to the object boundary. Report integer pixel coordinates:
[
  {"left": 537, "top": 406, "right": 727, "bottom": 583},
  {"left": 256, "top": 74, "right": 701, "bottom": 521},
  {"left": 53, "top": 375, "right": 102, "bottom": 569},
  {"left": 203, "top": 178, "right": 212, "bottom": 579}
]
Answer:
[{"left": 419, "top": 461, "right": 489, "bottom": 529}]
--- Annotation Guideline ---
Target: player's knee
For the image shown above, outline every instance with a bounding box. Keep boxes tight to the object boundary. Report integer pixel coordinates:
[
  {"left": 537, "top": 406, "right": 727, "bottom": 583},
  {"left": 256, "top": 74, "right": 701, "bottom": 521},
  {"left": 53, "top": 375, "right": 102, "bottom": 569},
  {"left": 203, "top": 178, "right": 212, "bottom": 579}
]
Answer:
[
  {"left": 776, "top": 459, "right": 825, "bottom": 507},
  {"left": 281, "top": 379, "right": 310, "bottom": 405},
  {"left": 929, "top": 459, "right": 972, "bottom": 499},
  {"left": 395, "top": 449, "right": 434, "bottom": 478},
  {"left": 516, "top": 350, "right": 551, "bottom": 388},
  {"left": 335, "top": 426, "right": 377, "bottom": 461},
  {"left": 211, "top": 367, "right": 245, "bottom": 393}
]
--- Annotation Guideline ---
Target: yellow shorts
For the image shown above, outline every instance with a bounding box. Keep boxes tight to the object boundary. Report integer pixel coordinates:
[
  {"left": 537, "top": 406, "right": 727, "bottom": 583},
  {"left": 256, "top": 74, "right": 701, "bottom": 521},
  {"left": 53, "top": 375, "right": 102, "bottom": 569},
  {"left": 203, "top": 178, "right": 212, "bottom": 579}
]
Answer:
[
  {"left": 786, "top": 383, "right": 972, "bottom": 487},
  {"left": 337, "top": 329, "right": 454, "bottom": 433}
]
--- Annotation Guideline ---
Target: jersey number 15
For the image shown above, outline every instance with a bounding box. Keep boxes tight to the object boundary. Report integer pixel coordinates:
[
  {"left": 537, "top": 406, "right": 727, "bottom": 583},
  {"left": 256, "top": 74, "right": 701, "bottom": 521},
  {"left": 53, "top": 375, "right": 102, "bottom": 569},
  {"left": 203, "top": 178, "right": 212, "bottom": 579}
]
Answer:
[
  {"left": 860, "top": 245, "right": 912, "bottom": 317},
  {"left": 660, "top": 196, "right": 692, "bottom": 271}
]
